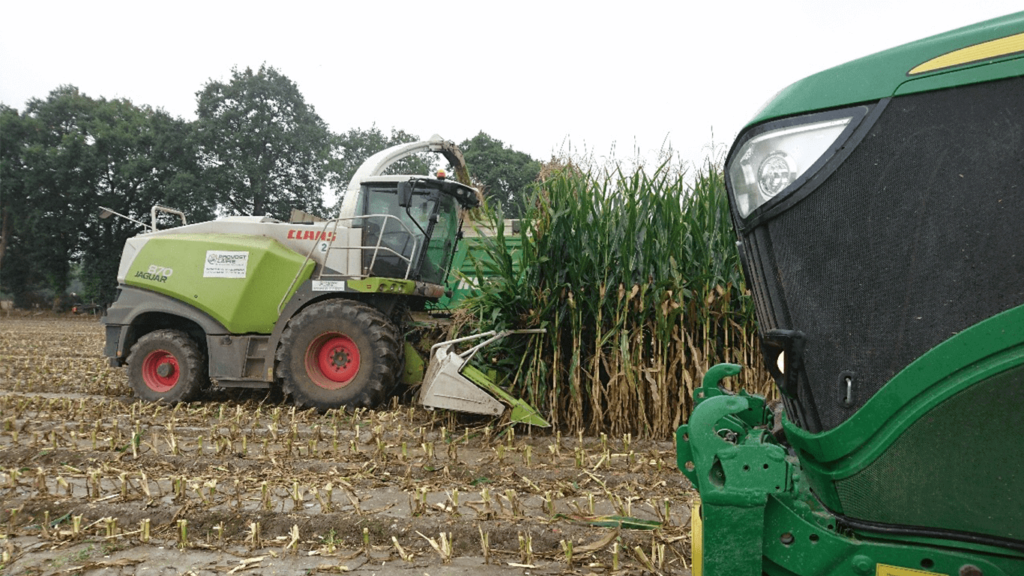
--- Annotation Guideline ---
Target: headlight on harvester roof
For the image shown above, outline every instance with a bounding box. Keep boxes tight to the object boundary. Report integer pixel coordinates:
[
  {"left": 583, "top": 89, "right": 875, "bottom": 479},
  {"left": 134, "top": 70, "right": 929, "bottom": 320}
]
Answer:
[{"left": 728, "top": 107, "right": 868, "bottom": 219}]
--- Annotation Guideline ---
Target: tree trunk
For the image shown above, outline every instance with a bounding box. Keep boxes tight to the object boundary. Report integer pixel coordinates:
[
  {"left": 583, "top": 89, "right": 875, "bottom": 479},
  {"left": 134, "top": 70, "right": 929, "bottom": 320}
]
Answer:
[{"left": 0, "top": 206, "right": 9, "bottom": 274}]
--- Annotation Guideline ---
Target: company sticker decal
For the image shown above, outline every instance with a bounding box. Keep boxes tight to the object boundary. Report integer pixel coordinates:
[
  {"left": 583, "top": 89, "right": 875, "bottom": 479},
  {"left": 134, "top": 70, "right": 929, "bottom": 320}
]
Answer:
[
  {"left": 312, "top": 280, "right": 346, "bottom": 292},
  {"left": 204, "top": 251, "right": 249, "bottom": 278},
  {"left": 876, "top": 564, "right": 947, "bottom": 576},
  {"left": 287, "top": 229, "right": 336, "bottom": 241}
]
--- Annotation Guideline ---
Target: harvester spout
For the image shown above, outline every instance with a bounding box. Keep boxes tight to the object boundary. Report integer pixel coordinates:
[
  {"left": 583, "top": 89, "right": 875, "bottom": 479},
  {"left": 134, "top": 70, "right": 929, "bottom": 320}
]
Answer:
[{"left": 337, "top": 134, "right": 473, "bottom": 221}]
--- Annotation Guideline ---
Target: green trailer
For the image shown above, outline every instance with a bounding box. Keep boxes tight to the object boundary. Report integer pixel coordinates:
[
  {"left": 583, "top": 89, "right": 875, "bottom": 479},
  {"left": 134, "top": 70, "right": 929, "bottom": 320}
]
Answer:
[
  {"left": 677, "top": 13, "right": 1024, "bottom": 576},
  {"left": 429, "top": 219, "right": 523, "bottom": 310}
]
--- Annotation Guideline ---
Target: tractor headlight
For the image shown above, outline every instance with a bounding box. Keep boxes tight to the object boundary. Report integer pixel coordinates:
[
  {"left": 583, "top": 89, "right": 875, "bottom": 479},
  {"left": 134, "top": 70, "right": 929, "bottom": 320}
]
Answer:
[{"left": 728, "top": 110, "right": 865, "bottom": 219}]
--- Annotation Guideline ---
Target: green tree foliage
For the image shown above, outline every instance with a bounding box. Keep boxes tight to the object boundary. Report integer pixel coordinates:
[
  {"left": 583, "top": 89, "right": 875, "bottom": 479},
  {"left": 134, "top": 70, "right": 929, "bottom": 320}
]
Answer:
[
  {"left": 1, "top": 87, "right": 97, "bottom": 304},
  {"left": 78, "top": 100, "right": 215, "bottom": 304},
  {"left": 194, "top": 65, "right": 333, "bottom": 219},
  {"left": 0, "top": 104, "right": 28, "bottom": 277},
  {"left": 329, "top": 125, "right": 431, "bottom": 211},
  {"left": 0, "top": 87, "right": 212, "bottom": 305},
  {"left": 458, "top": 132, "right": 540, "bottom": 218}
]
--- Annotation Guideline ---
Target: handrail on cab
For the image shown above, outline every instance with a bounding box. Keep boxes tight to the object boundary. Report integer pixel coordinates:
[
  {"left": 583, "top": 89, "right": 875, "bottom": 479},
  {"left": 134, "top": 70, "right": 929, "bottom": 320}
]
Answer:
[{"left": 278, "top": 214, "right": 421, "bottom": 314}]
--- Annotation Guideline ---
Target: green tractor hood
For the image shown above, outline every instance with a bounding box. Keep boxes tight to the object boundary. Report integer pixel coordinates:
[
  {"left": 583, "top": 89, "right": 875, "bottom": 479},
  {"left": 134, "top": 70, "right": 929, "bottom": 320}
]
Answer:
[{"left": 751, "top": 12, "right": 1024, "bottom": 126}]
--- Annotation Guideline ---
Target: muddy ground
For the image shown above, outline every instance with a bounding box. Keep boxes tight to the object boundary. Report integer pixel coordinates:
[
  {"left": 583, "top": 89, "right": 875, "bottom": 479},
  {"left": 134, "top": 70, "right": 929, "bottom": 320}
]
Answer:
[{"left": 0, "top": 316, "right": 695, "bottom": 575}]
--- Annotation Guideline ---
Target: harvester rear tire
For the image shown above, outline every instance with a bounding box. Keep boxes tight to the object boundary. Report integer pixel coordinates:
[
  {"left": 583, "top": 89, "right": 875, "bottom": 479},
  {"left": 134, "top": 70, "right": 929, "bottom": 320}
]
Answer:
[
  {"left": 277, "top": 300, "right": 399, "bottom": 412},
  {"left": 127, "top": 329, "right": 207, "bottom": 404}
]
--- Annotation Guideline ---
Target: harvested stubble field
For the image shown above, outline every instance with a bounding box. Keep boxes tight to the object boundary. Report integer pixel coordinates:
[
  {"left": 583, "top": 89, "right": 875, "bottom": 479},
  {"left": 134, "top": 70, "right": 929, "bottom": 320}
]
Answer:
[{"left": 1, "top": 316, "right": 696, "bottom": 575}]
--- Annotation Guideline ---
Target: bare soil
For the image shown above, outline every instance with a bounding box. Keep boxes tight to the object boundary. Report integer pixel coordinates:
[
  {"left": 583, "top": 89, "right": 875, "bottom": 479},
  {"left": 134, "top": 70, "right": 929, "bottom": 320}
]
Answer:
[{"left": 1, "top": 316, "right": 695, "bottom": 575}]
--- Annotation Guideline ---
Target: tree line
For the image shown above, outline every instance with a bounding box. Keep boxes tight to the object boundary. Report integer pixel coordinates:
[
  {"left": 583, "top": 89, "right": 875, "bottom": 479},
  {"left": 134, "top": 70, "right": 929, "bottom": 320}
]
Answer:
[{"left": 0, "top": 65, "right": 540, "bottom": 307}]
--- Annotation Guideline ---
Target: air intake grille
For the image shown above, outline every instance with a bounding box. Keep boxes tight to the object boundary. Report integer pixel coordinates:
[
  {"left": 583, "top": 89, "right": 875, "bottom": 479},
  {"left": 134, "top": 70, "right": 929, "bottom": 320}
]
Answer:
[
  {"left": 835, "top": 364, "right": 1024, "bottom": 542},
  {"left": 742, "top": 76, "right": 1024, "bottom": 431}
]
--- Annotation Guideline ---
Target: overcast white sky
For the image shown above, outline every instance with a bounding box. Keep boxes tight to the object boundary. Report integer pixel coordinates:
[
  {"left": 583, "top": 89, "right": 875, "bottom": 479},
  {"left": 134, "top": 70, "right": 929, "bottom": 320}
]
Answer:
[{"left": 2, "top": 2, "right": 1021, "bottom": 171}]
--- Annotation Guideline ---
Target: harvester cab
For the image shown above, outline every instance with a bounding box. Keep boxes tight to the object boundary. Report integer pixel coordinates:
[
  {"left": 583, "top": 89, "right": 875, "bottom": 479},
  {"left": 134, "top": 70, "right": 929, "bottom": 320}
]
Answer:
[
  {"left": 678, "top": 13, "right": 1024, "bottom": 576},
  {"left": 335, "top": 136, "right": 478, "bottom": 286},
  {"left": 101, "top": 135, "right": 544, "bottom": 423}
]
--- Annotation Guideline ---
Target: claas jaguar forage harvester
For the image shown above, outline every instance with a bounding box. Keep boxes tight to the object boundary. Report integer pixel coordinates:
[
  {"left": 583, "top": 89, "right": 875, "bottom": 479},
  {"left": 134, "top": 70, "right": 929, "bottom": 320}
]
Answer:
[
  {"left": 677, "top": 12, "right": 1024, "bottom": 576},
  {"left": 101, "top": 135, "right": 547, "bottom": 425}
]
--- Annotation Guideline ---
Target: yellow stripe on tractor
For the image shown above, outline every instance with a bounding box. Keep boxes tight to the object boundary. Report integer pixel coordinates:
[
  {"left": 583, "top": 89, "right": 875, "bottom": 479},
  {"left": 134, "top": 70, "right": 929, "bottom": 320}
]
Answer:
[{"left": 909, "top": 31, "right": 1024, "bottom": 75}]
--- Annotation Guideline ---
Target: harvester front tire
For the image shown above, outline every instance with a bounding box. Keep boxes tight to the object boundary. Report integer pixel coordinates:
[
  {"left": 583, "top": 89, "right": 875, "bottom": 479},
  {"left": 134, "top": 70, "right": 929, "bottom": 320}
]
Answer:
[
  {"left": 277, "top": 300, "right": 399, "bottom": 412},
  {"left": 127, "top": 329, "right": 207, "bottom": 404}
]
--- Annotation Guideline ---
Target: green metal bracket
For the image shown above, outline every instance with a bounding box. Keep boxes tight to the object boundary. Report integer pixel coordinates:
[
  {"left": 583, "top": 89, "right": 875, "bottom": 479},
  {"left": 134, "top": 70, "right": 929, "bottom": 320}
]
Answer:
[
  {"left": 679, "top": 363, "right": 746, "bottom": 485},
  {"left": 683, "top": 394, "right": 791, "bottom": 502},
  {"left": 401, "top": 342, "right": 425, "bottom": 386},
  {"left": 677, "top": 363, "right": 790, "bottom": 576},
  {"left": 693, "top": 363, "right": 772, "bottom": 430},
  {"left": 678, "top": 363, "right": 741, "bottom": 485},
  {"left": 344, "top": 277, "right": 416, "bottom": 295},
  {"left": 702, "top": 363, "right": 743, "bottom": 389}
]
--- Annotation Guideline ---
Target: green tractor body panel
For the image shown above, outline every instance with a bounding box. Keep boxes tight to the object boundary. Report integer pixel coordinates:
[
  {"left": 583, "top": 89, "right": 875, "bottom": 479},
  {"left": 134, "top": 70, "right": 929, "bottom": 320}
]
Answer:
[
  {"left": 680, "top": 11, "right": 1024, "bottom": 576},
  {"left": 678, "top": 360, "right": 1024, "bottom": 576},
  {"left": 751, "top": 12, "right": 1024, "bottom": 125},
  {"left": 786, "top": 304, "right": 1024, "bottom": 542},
  {"left": 125, "top": 233, "right": 314, "bottom": 334},
  {"left": 344, "top": 277, "right": 417, "bottom": 295}
]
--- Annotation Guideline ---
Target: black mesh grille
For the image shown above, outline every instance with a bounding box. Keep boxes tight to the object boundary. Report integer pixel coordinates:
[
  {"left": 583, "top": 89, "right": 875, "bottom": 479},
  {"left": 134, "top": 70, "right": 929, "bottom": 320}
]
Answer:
[
  {"left": 835, "top": 364, "right": 1024, "bottom": 541},
  {"left": 742, "top": 76, "right": 1024, "bottom": 432}
]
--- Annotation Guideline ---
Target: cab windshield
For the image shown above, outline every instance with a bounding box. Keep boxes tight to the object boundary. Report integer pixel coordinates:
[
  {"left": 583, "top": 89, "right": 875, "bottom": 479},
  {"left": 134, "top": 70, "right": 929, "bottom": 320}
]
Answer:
[{"left": 421, "top": 193, "right": 459, "bottom": 284}]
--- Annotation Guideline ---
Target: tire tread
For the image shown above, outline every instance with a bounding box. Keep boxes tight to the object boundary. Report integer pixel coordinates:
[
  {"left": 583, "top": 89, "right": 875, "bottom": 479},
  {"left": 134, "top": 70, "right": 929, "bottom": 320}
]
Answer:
[
  {"left": 126, "top": 329, "right": 207, "bottom": 403},
  {"left": 276, "top": 300, "right": 399, "bottom": 411}
]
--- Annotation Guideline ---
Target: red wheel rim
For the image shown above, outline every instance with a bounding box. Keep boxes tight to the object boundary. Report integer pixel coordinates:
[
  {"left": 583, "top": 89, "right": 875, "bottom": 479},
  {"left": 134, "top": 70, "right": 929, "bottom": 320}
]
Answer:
[
  {"left": 305, "top": 332, "right": 360, "bottom": 390},
  {"left": 141, "top": 349, "right": 179, "bottom": 393}
]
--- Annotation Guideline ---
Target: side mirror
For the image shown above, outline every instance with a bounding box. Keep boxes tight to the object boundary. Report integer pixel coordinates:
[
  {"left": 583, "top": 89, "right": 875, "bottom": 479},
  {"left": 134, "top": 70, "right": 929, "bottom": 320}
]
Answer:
[{"left": 397, "top": 181, "right": 413, "bottom": 208}]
